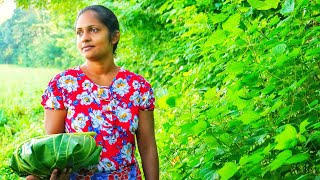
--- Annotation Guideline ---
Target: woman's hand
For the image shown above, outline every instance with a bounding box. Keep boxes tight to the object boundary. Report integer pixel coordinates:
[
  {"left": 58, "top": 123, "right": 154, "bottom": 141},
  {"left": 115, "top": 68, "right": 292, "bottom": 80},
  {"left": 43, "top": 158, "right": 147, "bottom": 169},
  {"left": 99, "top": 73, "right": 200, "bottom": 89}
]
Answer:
[
  {"left": 25, "top": 168, "right": 72, "bottom": 180},
  {"left": 50, "top": 168, "right": 72, "bottom": 180}
]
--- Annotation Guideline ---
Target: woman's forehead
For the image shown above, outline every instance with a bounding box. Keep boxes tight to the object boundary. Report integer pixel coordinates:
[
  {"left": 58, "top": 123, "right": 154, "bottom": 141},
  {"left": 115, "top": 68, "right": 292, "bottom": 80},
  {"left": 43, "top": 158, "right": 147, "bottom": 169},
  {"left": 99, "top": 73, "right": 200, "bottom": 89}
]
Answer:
[{"left": 76, "top": 11, "right": 102, "bottom": 29}]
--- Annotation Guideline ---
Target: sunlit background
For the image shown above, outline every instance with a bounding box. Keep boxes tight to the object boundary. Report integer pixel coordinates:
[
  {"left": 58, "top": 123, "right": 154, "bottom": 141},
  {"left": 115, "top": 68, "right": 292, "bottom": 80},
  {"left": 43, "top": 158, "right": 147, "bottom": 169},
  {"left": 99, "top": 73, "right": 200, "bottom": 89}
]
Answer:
[{"left": 0, "top": 0, "right": 15, "bottom": 24}]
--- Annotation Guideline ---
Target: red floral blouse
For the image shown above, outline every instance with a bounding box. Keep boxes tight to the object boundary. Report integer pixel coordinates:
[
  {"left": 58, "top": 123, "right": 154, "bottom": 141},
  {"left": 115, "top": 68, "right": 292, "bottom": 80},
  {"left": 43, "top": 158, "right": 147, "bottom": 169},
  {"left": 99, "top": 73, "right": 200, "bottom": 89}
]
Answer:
[{"left": 41, "top": 66, "right": 155, "bottom": 179}]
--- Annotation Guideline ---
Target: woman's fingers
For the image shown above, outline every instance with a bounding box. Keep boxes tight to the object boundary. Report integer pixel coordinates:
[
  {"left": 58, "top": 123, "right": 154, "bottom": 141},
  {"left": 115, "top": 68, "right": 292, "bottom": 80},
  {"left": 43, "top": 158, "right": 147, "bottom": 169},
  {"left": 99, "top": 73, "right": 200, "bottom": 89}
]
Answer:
[
  {"left": 49, "top": 169, "right": 59, "bottom": 180},
  {"left": 26, "top": 175, "right": 41, "bottom": 180},
  {"left": 59, "top": 168, "right": 73, "bottom": 179},
  {"left": 49, "top": 168, "right": 73, "bottom": 180},
  {"left": 25, "top": 168, "right": 72, "bottom": 180}
]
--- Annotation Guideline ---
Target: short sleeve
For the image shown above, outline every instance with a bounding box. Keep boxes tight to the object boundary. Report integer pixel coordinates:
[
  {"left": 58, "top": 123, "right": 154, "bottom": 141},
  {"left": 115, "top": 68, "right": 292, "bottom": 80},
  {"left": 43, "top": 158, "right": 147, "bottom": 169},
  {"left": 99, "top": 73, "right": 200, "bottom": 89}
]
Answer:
[
  {"left": 139, "top": 78, "right": 155, "bottom": 111},
  {"left": 41, "top": 74, "right": 65, "bottom": 110}
]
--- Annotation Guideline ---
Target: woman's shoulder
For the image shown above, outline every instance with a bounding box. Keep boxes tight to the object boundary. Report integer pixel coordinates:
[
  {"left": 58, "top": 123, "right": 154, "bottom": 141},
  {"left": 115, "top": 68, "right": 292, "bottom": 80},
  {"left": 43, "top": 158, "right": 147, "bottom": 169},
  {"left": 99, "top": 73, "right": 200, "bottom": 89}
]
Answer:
[
  {"left": 118, "top": 68, "right": 149, "bottom": 83},
  {"left": 51, "top": 66, "right": 82, "bottom": 80}
]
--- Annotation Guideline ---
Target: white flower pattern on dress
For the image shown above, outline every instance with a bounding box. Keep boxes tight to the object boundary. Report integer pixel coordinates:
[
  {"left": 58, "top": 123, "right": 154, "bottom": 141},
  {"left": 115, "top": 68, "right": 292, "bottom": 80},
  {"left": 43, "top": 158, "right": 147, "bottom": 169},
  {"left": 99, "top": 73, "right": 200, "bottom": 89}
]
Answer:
[
  {"left": 82, "top": 80, "right": 93, "bottom": 91},
  {"left": 103, "top": 131, "right": 119, "bottom": 145},
  {"left": 72, "top": 113, "right": 88, "bottom": 131},
  {"left": 141, "top": 91, "right": 151, "bottom": 107},
  {"left": 58, "top": 75, "right": 79, "bottom": 93},
  {"left": 90, "top": 110, "right": 105, "bottom": 129},
  {"left": 94, "top": 87, "right": 109, "bottom": 100},
  {"left": 121, "top": 143, "right": 133, "bottom": 163},
  {"left": 45, "top": 95, "right": 60, "bottom": 109},
  {"left": 77, "top": 91, "right": 93, "bottom": 105},
  {"left": 113, "top": 78, "right": 129, "bottom": 96},
  {"left": 116, "top": 106, "right": 132, "bottom": 123},
  {"left": 132, "top": 80, "right": 140, "bottom": 90},
  {"left": 130, "top": 91, "right": 141, "bottom": 106},
  {"left": 67, "top": 105, "right": 75, "bottom": 119},
  {"left": 130, "top": 115, "right": 139, "bottom": 134},
  {"left": 98, "top": 158, "right": 116, "bottom": 172}
]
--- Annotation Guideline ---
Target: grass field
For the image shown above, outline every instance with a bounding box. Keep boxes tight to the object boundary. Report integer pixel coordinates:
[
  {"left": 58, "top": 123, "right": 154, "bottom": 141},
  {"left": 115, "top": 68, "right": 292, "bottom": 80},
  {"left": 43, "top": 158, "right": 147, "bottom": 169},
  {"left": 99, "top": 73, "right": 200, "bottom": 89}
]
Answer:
[{"left": 0, "top": 64, "right": 60, "bottom": 179}]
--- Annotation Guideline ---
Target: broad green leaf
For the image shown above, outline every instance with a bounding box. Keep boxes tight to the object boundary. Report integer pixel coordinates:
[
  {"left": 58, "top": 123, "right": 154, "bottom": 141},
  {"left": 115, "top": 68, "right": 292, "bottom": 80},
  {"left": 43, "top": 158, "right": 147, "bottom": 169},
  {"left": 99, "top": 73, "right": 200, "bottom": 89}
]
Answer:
[
  {"left": 278, "top": 87, "right": 290, "bottom": 96},
  {"left": 279, "top": 106, "right": 291, "bottom": 115},
  {"left": 298, "top": 134, "right": 306, "bottom": 143},
  {"left": 275, "top": 54, "right": 288, "bottom": 66},
  {"left": 306, "top": 47, "right": 320, "bottom": 56},
  {"left": 299, "top": 119, "right": 310, "bottom": 134},
  {"left": 271, "top": 99, "right": 283, "bottom": 112},
  {"left": 269, "top": 16, "right": 280, "bottom": 26},
  {"left": 183, "top": 70, "right": 192, "bottom": 76},
  {"left": 210, "top": 13, "right": 229, "bottom": 24},
  {"left": 181, "top": 122, "right": 195, "bottom": 137},
  {"left": 275, "top": 124, "right": 297, "bottom": 150},
  {"left": 248, "top": 153, "right": 264, "bottom": 164},
  {"left": 263, "top": 143, "right": 273, "bottom": 155},
  {"left": 202, "top": 134, "right": 219, "bottom": 148},
  {"left": 204, "top": 29, "right": 226, "bottom": 47},
  {"left": 309, "top": 100, "right": 318, "bottom": 107},
  {"left": 10, "top": 133, "right": 102, "bottom": 178},
  {"left": 238, "top": 110, "right": 260, "bottom": 125},
  {"left": 296, "top": 174, "right": 314, "bottom": 180},
  {"left": 218, "top": 162, "right": 238, "bottom": 180},
  {"left": 311, "top": 122, "right": 320, "bottom": 129},
  {"left": 188, "top": 156, "right": 203, "bottom": 168},
  {"left": 239, "top": 155, "right": 249, "bottom": 166},
  {"left": 261, "top": 84, "right": 276, "bottom": 95},
  {"left": 280, "top": 0, "right": 295, "bottom": 14},
  {"left": 248, "top": 0, "right": 281, "bottom": 10},
  {"left": 240, "top": 152, "right": 264, "bottom": 165},
  {"left": 157, "top": 95, "right": 170, "bottom": 109},
  {"left": 206, "top": 107, "right": 216, "bottom": 119},
  {"left": 272, "top": 43, "right": 287, "bottom": 55},
  {"left": 219, "top": 133, "right": 233, "bottom": 146},
  {"left": 166, "top": 96, "right": 177, "bottom": 108},
  {"left": 268, "top": 150, "right": 292, "bottom": 171},
  {"left": 225, "top": 61, "right": 244, "bottom": 75},
  {"left": 286, "top": 153, "right": 309, "bottom": 164},
  {"left": 192, "top": 120, "right": 207, "bottom": 135},
  {"left": 296, "top": 76, "right": 308, "bottom": 87},
  {"left": 204, "top": 87, "right": 217, "bottom": 100},
  {"left": 222, "top": 13, "right": 241, "bottom": 32}
]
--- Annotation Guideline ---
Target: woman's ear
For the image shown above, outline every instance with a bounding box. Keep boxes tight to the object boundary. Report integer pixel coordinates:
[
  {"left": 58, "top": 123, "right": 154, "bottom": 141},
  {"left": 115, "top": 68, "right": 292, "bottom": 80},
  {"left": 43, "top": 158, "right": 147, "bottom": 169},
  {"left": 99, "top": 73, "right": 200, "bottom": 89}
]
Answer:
[{"left": 112, "top": 31, "right": 120, "bottom": 45}]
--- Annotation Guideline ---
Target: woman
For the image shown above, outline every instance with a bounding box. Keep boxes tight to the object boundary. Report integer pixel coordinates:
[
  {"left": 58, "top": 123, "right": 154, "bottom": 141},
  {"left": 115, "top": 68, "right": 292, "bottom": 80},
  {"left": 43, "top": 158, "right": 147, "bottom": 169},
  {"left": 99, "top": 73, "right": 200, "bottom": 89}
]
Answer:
[{"left": 27, "top": 5, "right": 159, "bottom": 180}]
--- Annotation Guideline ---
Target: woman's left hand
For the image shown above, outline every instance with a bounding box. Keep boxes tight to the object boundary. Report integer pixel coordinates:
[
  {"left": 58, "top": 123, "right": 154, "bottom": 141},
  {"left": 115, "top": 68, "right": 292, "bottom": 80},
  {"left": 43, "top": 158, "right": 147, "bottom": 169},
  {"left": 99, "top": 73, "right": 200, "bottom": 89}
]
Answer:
[
  {"left": 25, "top": 168, "right": 72, "bottom": 180},
  {"left": 49, "top": 168, "right": 72, "bottom": 180}
]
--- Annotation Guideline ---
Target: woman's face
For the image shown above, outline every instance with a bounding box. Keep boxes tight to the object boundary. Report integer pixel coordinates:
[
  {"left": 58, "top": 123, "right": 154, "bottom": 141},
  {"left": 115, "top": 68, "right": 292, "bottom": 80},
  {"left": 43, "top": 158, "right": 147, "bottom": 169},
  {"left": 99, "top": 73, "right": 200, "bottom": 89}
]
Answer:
[{"left": 76, "top": 10, "right": 114, "bottom": 60}]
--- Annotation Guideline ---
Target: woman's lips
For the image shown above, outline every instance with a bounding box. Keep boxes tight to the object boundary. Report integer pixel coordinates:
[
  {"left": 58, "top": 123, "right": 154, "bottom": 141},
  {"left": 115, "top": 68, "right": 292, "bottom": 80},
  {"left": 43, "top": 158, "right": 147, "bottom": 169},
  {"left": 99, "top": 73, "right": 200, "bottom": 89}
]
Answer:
[{"left": 82, "top": 45, "right": 94, "bottom": 51}]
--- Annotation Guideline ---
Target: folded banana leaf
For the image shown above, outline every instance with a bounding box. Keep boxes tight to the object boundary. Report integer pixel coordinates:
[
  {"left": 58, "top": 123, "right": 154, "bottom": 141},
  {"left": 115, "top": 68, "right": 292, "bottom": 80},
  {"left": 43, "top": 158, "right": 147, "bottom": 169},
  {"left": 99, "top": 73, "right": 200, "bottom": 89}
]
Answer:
[{"left": 10, "top": 132, "right": 102, "bottom": 178}]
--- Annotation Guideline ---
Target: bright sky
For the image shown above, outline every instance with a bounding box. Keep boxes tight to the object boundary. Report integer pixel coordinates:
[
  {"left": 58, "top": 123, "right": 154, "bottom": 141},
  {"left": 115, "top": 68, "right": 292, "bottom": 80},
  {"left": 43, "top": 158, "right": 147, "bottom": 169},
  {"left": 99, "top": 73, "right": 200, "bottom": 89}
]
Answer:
[{"left": 0, "top": 0, "right": 16, "bottom": 24}]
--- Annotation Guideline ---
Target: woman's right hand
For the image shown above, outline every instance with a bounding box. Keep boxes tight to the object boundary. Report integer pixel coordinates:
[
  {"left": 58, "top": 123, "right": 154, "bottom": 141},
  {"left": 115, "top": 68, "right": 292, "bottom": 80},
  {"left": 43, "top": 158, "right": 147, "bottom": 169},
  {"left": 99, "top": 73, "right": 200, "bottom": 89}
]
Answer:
[{"left": 26, "top": 168, "right": 72, "bottom": 180}]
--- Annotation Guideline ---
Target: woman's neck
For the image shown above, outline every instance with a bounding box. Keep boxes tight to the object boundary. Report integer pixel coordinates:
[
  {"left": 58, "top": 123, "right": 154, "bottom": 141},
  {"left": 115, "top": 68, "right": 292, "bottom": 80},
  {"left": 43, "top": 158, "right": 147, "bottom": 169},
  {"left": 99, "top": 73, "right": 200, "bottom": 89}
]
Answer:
[{"left": 84, "top": 59, "right": 118, "bottom": 76}]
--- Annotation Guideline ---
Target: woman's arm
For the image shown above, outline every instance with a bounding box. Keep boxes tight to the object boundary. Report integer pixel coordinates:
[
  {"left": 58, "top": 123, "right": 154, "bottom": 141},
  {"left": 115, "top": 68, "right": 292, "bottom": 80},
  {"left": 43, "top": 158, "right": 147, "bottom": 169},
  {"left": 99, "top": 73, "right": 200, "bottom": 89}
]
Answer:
[
  {"left": 44, "top": 109, "right": 67, "bottom": 134},
  {"left": 136, "top": 110, "right": 159, "bottom": 180},
  {"left": 26, "top": 109, "right": 71, "bottom": 180}
]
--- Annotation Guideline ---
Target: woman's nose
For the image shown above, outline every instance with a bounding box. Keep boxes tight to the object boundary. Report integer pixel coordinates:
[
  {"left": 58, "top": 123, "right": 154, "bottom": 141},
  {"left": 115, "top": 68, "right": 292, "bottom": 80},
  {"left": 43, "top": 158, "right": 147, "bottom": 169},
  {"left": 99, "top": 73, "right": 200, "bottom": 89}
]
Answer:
[{"left": 81, "top": 31, "right": 91, "bottom": 42}]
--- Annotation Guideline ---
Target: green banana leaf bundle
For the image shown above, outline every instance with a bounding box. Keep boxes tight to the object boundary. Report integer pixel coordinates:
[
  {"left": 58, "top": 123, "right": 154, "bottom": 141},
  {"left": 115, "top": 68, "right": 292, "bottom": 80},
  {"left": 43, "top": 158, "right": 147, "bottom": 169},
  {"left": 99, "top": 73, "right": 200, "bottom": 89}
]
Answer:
[{"left": 10, "top": 132, "right": 102, "bottom": 178}]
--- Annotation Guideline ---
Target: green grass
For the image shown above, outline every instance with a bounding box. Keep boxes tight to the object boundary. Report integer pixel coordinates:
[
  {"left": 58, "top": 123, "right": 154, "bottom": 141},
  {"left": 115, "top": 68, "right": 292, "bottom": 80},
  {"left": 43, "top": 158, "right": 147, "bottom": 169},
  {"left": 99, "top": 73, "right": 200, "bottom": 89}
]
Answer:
[{"left": 0, "top": 64, "right": 60, "bottom": 179}]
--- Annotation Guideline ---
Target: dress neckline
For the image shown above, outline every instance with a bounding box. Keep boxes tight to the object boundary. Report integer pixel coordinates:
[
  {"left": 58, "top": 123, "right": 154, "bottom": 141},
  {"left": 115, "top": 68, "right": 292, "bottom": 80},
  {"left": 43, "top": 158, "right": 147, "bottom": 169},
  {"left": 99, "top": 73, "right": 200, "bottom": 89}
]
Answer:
[{"left": 78, "top": 65, "right": 123, "bottom": 88}]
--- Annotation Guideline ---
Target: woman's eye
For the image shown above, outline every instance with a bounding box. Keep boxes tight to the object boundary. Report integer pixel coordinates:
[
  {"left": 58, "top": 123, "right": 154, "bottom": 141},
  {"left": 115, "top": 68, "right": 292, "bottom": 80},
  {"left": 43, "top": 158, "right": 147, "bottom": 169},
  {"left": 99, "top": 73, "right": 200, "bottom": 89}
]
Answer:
[
  {"left": 76, "top": 31, "right": 83, "bottom": 36},
  {"left": 91, "top": 28, "right": 98, "bottom": 32}
]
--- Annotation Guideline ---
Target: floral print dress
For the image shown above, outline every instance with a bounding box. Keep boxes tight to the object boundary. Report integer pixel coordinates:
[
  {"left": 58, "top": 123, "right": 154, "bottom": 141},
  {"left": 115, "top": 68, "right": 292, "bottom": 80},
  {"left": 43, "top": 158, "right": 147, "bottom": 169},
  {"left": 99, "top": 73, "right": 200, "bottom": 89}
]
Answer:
[{"left": 41, "top": 66, "right": 155, "bottom": 180}]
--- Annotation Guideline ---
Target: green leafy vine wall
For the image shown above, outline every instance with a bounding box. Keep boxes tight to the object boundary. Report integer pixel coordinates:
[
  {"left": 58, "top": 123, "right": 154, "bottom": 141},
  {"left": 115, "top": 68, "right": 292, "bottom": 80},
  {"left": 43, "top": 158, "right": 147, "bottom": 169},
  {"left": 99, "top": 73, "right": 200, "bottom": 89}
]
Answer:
[
  {"left": 1, "top": 0, "right": 320, "bottom": 179},
  {"left": 115, "top": 0, "right": 320, "bottom": 178}
]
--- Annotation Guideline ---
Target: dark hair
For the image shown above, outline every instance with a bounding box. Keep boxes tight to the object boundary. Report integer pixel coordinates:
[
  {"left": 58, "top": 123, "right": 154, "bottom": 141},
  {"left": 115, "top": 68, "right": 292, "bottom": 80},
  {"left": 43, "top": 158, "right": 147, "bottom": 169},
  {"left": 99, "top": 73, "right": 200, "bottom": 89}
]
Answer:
[{"left": 76, "top": 5, "right": 120, "bottom": 54}]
